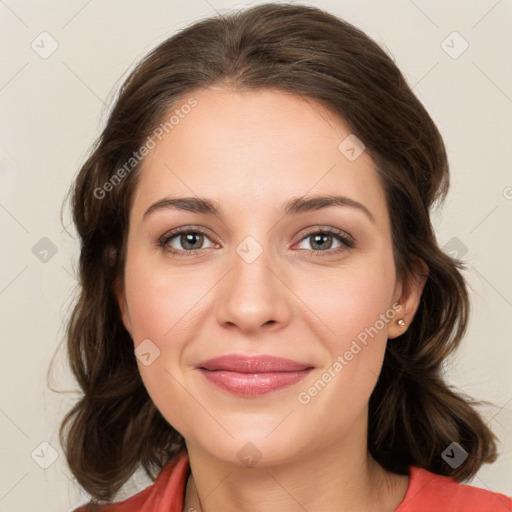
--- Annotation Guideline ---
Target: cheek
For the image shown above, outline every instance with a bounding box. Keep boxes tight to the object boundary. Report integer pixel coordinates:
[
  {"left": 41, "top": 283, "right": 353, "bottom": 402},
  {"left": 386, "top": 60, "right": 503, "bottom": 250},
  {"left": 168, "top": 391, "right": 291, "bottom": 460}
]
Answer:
[
  {"left": 124, "top": 256, "right": 212, "bottom": 343},
  {"left": 122, "top": 257, "right": 205, "bottom": 434},
  {"left": 122, "top": 254, "right": 219, "bottom": 416},
  {"left": 294, "top": 255, "right": 396, "bottom": 408},
  {"left": 299, "top": 260, "right": 396, "bottom": 353}
]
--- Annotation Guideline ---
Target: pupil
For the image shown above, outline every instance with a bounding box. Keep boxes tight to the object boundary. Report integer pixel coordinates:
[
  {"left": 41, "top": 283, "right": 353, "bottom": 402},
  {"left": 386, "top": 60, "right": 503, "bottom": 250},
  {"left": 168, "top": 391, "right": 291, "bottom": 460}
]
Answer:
[
  {"left": 182, "top": 233, "right": 202, "bottom": 250},
  {"left": 312, "top": 233, "right": 331, "bottom": 250}
]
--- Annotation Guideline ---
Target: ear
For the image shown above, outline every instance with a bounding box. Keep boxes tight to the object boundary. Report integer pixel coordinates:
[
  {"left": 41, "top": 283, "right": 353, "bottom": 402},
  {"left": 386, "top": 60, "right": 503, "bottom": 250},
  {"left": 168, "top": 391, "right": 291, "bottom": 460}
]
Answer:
[
  {"left": 113, "top": 276, "right": 133, "bottom": 336},
  {"left": 388, "top": 257, "right": 429, "bottom": 339}
]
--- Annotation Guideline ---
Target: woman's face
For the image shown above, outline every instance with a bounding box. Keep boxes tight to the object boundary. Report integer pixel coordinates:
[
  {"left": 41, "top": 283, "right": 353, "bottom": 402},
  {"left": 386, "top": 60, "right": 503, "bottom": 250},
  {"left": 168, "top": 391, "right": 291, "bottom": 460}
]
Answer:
[{"left": 116, "top": 86, "right": 412, "bottom": 466}]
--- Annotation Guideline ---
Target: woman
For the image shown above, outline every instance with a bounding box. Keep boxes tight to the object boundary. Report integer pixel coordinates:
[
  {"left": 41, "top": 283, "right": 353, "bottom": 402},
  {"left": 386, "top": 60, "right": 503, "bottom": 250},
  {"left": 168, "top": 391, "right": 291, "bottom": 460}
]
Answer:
[{"left": 61, "top": 3, "right": 512, "bottom": 511}]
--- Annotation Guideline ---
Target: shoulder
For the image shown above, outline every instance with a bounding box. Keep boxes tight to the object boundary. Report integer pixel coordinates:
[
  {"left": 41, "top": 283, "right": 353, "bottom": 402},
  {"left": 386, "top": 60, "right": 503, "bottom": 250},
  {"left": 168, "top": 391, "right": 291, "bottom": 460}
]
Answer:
[
  {"left": 72, "top": 450, "right": 190, "bottom": 512},
  {"left": 396, "top": 466, "right": 512, "bottom": 512}
]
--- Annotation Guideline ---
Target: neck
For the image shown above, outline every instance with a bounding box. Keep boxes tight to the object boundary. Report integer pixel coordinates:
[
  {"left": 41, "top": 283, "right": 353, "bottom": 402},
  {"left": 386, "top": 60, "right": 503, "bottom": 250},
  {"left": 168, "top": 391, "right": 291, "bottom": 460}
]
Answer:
[{"left": 182, "top": 415, "right": 408, "bottom": 512}]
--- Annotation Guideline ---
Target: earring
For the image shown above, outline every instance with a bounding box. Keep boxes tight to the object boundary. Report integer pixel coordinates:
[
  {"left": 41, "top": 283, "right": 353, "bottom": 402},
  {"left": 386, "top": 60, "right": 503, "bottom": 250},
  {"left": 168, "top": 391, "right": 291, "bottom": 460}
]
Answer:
[{"left": 397, "top": 319, "right": 406, "bottom": 327}]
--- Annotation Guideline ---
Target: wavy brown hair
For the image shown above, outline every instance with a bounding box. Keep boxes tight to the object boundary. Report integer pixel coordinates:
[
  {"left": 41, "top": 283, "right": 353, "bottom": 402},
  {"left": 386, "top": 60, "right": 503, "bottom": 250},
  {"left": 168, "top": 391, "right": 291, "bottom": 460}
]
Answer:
[{"left": 57, "top": 2, "right": 498, "bottom": 505}]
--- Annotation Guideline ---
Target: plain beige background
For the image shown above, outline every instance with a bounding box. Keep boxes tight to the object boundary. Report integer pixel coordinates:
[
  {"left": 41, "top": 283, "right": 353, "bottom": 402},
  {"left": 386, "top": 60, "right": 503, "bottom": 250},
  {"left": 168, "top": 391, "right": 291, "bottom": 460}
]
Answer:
[{"left": 0, "top": 0, "right": 511, "bottom": 510}]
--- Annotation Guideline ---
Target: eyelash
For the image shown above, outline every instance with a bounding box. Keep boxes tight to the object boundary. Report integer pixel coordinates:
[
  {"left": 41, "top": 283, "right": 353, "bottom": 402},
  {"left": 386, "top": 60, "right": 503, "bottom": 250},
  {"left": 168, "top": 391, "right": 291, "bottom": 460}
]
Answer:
[{"left": 158, "top": 226, "right": 355, "bottom": 257}]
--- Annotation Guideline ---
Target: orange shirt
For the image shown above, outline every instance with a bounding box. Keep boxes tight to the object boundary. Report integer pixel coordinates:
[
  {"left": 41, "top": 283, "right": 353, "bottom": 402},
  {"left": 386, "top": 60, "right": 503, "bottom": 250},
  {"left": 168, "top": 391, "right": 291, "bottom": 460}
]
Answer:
[{"left": 74, "top": 450, "right": 512, "bottom": 511}]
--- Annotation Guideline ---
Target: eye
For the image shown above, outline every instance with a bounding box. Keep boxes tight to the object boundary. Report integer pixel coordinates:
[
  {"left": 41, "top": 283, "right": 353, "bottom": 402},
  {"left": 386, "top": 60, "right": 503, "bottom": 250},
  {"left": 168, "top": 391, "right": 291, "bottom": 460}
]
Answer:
[
  {"left": 158, "top": 226, "right": 355, "bottom": 257},
  {"left": 295, "top": 228, "right": 355, "bottom": 256},
  {"left": 159, "top": 227, "right": 216, "bottom": 255}
]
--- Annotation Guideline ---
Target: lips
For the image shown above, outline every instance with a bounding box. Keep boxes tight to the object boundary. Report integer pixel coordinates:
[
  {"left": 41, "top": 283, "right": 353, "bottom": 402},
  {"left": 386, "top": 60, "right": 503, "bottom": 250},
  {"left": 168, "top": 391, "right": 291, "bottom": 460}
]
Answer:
[
  {"left": 195, "top": 355, "right": 314, "bottom": 396},
  {"left": 196, "top": 355, "right": 313, "bottom": 373}
]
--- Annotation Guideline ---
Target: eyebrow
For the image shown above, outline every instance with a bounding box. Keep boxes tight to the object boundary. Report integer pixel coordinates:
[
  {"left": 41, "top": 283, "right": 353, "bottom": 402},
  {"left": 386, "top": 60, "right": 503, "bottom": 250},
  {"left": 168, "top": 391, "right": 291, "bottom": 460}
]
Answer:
[{"left": 143, "top": 194, "right": 375, "bottom": 224}]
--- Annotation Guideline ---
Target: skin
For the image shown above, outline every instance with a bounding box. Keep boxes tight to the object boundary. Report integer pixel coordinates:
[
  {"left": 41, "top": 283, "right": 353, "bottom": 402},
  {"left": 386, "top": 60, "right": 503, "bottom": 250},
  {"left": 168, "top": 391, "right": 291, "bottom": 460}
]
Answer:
[{"left": 115, "top": 86, "right": 427, "bottom": 512}]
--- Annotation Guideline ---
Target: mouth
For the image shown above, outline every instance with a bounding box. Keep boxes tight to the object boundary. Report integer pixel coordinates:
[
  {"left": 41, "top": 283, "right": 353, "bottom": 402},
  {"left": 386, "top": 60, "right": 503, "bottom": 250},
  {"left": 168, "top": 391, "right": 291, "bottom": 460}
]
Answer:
[{"left": 195, "top": 355, "right": 314, "bottom": 396}]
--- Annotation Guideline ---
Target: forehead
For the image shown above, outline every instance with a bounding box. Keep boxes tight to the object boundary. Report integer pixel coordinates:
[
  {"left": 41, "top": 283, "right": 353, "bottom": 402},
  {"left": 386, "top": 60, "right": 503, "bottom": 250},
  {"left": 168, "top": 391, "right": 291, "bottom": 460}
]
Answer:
[{"left": 131, "top": 86, "right": 389, "bottom": 227}]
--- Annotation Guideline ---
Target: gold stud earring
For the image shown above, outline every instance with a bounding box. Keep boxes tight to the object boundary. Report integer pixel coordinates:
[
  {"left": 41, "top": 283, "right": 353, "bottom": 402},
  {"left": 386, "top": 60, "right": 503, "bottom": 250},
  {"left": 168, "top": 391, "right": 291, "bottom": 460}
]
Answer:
[{"left": 397, "top": 319, "right": 406, "bottom": 327}]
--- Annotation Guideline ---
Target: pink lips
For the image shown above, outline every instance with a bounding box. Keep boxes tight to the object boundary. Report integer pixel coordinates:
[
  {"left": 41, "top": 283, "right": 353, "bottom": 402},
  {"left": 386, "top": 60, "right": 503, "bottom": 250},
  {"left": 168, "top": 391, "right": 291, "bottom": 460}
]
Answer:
[{"left": 196, "top": 355, "right": 314, "bottom": 396}]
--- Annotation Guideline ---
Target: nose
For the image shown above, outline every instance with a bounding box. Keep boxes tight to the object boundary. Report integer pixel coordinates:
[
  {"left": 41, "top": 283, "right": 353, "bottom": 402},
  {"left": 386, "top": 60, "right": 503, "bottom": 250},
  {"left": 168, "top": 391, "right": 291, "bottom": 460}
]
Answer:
[{"left": 216, "top": 239, "right": 292, "bottom": 335}]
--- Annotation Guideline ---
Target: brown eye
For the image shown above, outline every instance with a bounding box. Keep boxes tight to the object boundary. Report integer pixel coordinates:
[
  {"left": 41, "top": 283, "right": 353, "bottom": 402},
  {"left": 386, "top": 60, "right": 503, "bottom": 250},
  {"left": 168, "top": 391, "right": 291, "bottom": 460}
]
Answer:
[
  {"left": 159, "top": 228, "right": 215, "bottom": 254},
  {"left": 295, "top": 228, "right": 355, "bottom": 255}
]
